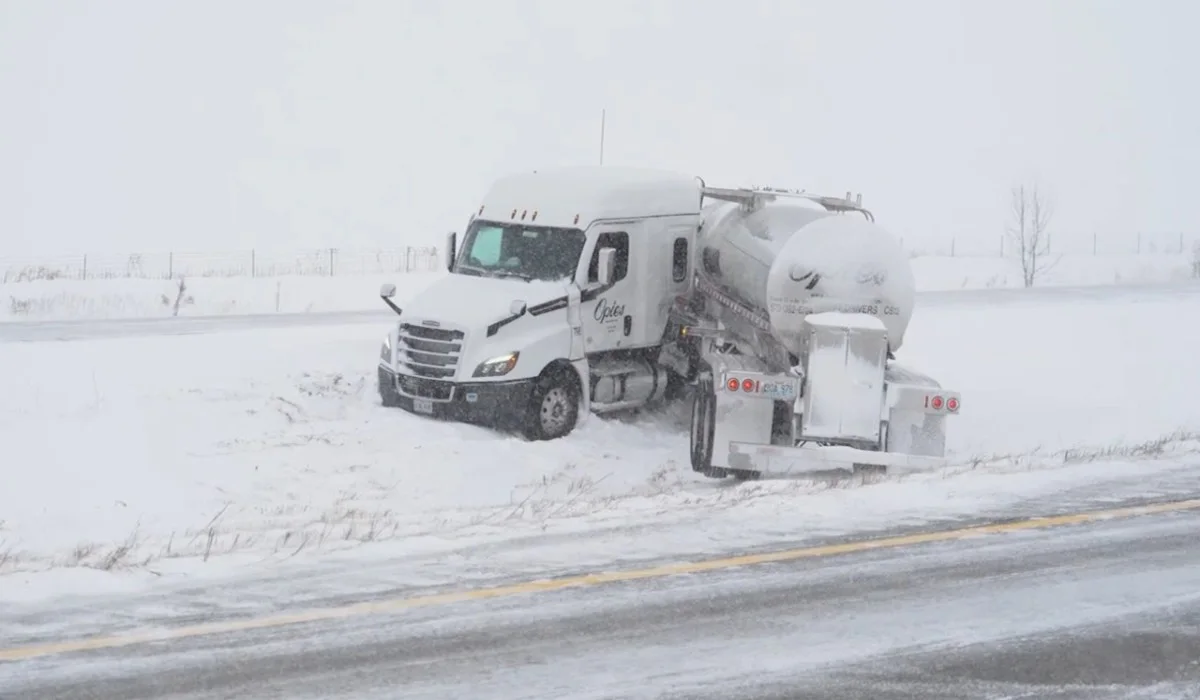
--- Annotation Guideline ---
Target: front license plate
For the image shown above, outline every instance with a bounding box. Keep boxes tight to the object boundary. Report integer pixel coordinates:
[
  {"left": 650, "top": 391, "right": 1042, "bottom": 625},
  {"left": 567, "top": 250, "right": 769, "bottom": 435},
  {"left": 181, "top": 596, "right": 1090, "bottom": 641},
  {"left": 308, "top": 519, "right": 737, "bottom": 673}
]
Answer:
[{"left": 412, "top": 397, "right": 434, "bottom": 414}]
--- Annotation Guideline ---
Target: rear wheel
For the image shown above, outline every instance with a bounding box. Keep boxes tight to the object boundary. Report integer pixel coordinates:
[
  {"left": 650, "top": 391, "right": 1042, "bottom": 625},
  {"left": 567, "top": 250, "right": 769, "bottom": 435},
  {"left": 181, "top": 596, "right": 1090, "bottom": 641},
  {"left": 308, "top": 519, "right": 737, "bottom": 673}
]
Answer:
[{"left": 523, "top": 369, "right": 580, "bottom": 441}]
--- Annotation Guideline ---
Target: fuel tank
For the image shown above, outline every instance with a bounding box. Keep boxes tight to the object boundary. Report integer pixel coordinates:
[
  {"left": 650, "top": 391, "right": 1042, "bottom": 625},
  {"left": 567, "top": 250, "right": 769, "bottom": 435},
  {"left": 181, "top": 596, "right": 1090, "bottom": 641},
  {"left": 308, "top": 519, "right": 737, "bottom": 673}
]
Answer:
[{"left": 696, "top": 198, "right": 915, "bottom": 355}]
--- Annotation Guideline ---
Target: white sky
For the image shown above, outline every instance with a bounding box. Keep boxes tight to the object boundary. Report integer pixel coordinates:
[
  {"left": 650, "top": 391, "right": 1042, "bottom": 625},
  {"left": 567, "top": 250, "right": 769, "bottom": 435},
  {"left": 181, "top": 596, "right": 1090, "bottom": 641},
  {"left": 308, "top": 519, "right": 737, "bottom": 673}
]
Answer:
[{"left": 1, "top": 0, "right": 1197, "bottom": 258}]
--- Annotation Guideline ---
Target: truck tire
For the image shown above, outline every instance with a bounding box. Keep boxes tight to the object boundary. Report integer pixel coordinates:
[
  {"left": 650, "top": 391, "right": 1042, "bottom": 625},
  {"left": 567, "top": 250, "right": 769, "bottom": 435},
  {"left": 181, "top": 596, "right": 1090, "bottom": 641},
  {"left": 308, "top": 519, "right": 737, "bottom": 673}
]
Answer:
[
  {"left": 690, "top": 370, "right": 725, "bottom": 478},
  {"left": 523, "top": 369, "right": 580, "bottom": 441}
]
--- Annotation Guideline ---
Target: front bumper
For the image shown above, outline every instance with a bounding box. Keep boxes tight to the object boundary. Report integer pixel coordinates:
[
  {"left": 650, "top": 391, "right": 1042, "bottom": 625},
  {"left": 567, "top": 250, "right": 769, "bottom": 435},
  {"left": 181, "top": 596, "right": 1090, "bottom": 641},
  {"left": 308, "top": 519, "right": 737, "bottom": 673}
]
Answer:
[{"left": 378, "top": 366, "right": 534, "bottom": 429}]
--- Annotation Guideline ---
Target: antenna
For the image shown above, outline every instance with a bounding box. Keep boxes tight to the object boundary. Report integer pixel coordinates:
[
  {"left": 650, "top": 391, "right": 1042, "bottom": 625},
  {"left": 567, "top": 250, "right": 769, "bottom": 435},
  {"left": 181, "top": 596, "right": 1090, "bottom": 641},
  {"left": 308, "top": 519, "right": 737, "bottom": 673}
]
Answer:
[{"left": 599, "top": 108, "right": 606, "bottom": 166}]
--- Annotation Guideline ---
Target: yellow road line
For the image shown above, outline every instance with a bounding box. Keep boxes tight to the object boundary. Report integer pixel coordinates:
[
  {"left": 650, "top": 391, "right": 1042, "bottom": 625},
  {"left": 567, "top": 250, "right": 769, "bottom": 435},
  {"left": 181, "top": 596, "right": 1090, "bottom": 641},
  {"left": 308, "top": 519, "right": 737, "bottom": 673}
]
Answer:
[{"left": 4, "top": 497, "right": 1199, "bottom": 663}]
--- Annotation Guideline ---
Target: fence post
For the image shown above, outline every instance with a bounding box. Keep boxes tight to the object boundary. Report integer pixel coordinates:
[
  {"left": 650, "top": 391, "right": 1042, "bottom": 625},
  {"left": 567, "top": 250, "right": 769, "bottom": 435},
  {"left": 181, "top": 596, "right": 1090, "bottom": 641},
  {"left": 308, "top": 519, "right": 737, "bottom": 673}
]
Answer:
[
  {"left": 251, "top": 250, "right": 256, "bottom": 278},
  {"left": 950, "top": 237, "right": 955, "bottom": 257},
  {"left": 169, "top": 252, "right": 174, "bottom": 279},
  {"left": 82, "top": 254, "right": 88, "bottom": 280},
  {"left": 1137, "top": 232, "right": 1142, "bottom": 254},
  {"left": 999, "top": 235, "right": 1004, "bottom": 257},
  {"left": 1093, "top": 232, "right": 1097, "bottom": 255}
]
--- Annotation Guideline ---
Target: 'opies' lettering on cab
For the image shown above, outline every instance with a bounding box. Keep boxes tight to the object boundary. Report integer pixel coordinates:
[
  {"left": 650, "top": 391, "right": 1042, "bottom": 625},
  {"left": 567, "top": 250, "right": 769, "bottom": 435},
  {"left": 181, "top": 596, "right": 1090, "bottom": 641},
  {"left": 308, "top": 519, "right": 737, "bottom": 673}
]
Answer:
[{"left": 594, "top": 297, "right": 626, "bottom": 323}]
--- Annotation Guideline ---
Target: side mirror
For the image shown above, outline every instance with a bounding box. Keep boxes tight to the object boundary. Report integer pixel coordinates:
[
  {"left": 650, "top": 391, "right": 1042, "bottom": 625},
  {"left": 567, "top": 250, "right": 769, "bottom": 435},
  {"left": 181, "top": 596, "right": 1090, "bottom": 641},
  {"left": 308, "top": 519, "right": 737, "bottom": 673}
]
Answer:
[
  {"left": 509, "top": 300, "right": 527, "bottom": 316},
  {"left": 445, "top": 231, "right": 458, "bottom": 272},
  {"left": 597, "top": 247, "right": 616, "bottom": 287},
  {"left": 379, "top": 283, "right": 402, "bottom": 316}
]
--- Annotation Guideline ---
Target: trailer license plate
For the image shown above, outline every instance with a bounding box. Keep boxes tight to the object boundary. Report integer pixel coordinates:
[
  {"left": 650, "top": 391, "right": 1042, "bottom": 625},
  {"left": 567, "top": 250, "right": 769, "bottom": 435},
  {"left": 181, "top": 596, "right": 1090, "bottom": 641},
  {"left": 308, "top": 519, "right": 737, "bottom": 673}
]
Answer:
[
  {"left": 412, "top": 397, "right": 434, "bottom": 414},
  {"left": 762, "top": 381, "right": 796, "bottom": 400}
]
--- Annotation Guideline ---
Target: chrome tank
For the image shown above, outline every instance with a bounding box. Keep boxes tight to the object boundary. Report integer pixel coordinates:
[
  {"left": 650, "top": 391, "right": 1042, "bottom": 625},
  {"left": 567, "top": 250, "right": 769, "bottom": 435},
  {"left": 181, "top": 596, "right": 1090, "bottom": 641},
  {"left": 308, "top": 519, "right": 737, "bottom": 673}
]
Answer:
[{"left": 696, "top": 199, "right": 915, "bottom": 356}]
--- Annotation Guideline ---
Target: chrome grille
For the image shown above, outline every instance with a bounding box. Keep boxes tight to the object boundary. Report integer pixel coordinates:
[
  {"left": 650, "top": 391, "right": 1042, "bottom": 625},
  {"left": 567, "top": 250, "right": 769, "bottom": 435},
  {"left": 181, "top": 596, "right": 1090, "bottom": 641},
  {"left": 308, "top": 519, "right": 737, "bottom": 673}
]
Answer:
[{"left": 397, "top": 323, "right": 464, "bottom": 379}]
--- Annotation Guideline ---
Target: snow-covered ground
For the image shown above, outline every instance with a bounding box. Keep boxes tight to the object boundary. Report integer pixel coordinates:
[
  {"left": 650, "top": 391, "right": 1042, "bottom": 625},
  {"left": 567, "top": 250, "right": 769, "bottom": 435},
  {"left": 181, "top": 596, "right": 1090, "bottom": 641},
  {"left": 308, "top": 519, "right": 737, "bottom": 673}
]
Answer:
[
  {"left": 1, "top": 252, "right": 1195, "bottom": 322},
  {"left": 1, "top": 285, "right": 1198, "bottom": 605}
]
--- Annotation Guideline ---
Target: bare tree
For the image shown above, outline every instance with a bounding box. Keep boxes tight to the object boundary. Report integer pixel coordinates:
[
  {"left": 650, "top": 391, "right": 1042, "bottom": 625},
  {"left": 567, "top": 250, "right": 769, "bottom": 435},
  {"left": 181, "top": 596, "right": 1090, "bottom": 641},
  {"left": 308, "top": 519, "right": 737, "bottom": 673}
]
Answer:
[{"left": 1006, "top": 184, "right": 1057, "bottom": 287}]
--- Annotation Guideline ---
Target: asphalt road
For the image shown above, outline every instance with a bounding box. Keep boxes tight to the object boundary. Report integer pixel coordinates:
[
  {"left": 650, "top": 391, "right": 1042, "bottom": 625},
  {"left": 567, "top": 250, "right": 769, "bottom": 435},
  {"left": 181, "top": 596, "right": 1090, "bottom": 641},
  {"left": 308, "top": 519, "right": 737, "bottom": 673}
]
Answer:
[
  {"left": 5, "top": 502, "right": 1200, "bottom": 700},
  {"left": 2, "top": 282, "right": 1198, "bottom": 342}
]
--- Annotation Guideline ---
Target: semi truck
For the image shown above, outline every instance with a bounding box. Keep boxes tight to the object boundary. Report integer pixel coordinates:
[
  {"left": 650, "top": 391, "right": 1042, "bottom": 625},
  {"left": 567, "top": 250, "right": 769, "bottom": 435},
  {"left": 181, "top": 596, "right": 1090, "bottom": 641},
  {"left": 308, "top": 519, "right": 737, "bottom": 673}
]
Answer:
[{"left": 377, "top": 166, "right": 961, "bottom": 478}]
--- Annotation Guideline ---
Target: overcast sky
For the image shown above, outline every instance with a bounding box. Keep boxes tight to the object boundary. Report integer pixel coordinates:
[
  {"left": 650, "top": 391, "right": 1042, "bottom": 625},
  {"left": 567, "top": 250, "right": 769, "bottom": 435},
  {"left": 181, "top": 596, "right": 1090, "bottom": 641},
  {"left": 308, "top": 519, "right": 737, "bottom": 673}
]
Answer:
[{"left": 1, "top": 0, "right": 1196, "bottom": 258}]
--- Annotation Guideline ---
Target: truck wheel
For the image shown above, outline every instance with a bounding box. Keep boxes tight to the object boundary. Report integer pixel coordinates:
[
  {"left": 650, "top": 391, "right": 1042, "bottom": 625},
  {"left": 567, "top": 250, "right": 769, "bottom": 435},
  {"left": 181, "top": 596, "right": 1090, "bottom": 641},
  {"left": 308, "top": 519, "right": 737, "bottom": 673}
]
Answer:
[
  {"left": 690, "top": 371, "right": 724, "bottom": 478},
  {"left": 523, "top": 370, "right": 580, "bottom": 441}
]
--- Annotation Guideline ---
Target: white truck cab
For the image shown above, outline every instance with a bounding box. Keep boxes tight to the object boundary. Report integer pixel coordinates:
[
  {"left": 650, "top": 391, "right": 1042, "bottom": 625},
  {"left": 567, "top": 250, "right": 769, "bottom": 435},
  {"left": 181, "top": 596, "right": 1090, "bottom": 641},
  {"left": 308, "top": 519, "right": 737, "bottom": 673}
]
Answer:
[{"left": 377, "top": 166, "right": 704, "bottom": 439}]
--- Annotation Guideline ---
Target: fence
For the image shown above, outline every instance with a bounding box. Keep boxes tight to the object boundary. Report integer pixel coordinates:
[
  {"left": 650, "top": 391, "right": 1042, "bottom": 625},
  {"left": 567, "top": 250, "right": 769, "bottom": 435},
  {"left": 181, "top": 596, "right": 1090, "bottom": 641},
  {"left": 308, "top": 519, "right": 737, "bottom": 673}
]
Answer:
[
  {"left": 2, "top": 233, "right": 1196, "bottom": 283},
  {"left": 901, "top": 231, "right": 1198, "bottom": 258},
  {"left": 0, "top": 246, "right": 441, "bottom": 283}
]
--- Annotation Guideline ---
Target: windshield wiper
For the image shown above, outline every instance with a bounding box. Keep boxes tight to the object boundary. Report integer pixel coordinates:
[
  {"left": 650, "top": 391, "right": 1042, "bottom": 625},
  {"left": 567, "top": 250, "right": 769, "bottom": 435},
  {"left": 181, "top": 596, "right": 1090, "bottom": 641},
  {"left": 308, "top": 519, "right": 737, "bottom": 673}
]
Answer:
[
  {"left": 491, "top": 269, "right": 533, "bottom": 282},
  {"left": 455, "top": 265, "right": 487, "bottom": 277}
]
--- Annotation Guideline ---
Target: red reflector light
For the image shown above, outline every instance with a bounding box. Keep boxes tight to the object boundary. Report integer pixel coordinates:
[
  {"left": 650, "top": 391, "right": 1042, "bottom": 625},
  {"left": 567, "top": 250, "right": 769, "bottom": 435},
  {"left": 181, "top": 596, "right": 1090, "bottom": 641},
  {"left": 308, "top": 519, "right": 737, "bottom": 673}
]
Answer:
[
  {"left": 741, "top": 378, "right": 755, "bottom": 392},
  {"left": 946, "top": 397, "right": 960, "bottom": 412},
  {"left": 930, "top": 395, "right": 944, "bottom": 410},
  {"left": 726, "top": 378, "right": 739, "bottom": 391}
]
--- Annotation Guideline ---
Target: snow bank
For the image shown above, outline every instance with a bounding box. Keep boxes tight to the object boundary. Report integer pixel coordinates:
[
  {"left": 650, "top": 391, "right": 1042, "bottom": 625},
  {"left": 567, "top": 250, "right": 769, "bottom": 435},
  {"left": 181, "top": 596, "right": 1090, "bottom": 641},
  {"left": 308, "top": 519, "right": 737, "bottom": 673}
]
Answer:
[
  {"left": 1, "top": 288, "right": 1198, "bottom": 602},
  {"left": 1, "top": 253, "right": 1195, "bottom": 322}
]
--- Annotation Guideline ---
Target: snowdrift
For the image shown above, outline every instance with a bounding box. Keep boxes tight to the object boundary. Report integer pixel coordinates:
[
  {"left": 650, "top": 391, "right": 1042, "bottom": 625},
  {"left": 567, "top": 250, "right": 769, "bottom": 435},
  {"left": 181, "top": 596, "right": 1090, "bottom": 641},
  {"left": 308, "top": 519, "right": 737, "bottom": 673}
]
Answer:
[{"left": 1, "top": 286, "right": 1198, "bottom": 603}]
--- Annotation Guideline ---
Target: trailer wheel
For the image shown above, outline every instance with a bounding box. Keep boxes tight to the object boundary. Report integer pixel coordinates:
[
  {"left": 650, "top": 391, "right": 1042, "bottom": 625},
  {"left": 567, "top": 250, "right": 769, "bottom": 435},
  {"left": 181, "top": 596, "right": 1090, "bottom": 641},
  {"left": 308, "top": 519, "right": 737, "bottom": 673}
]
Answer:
[
  {"left": 523, "top": 368, "right": 580, "bottom": 441},
  {"left": 690, "top": 370, "right": 724, "bottom": 478}
]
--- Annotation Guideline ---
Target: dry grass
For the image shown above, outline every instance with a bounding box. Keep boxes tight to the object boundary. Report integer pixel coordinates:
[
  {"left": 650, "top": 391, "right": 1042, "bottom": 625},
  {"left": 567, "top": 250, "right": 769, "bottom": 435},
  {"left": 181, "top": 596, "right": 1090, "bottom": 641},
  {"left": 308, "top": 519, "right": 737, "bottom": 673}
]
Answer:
[{"left": 4, "top": 429, "right": 1198, "bottom": 579}]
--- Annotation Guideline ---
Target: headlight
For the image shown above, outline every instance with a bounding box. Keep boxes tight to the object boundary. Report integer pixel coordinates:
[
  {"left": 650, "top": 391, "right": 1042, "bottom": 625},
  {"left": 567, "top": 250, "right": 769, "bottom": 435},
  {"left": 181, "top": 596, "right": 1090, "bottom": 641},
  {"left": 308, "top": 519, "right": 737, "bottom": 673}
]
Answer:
[
  {"left": 473, "top": 352, "right": 519, "bottom": 377},
  {"left": 380, "top": 335, "right": 391, "bottom": 362}
]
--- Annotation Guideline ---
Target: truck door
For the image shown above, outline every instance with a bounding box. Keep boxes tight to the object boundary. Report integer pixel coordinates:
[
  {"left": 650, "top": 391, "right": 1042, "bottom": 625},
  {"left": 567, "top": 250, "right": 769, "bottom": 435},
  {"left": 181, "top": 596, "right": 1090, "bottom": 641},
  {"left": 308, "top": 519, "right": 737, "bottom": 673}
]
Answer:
[{"left": 581, "top": 228, "right": 635, "bottom": 353}]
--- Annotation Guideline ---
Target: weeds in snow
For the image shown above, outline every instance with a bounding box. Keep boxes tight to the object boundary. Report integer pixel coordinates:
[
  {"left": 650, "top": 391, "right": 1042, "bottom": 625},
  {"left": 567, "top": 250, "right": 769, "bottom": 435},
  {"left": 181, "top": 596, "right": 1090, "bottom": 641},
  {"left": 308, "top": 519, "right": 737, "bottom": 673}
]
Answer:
[
  {"left": 951, "top": 429, "right": 1200, "bottom": 476},
  {"left": 8, "top": 426, "right": 1198, "bottom": 579},
  {"left": 96, "top": 528, "right": 142, "bottom": 571},
  {"left": 1059, "top": 429, "right": 1200, "bottom": 464}
]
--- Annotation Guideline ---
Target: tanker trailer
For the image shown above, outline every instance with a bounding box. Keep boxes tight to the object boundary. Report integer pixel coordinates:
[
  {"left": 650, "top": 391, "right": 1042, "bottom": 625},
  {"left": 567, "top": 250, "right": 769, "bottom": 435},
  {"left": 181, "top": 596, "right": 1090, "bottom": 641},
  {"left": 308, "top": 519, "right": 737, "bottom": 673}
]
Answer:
[{"left": 679, "top": 186, "right": 961, "bottom": 480}]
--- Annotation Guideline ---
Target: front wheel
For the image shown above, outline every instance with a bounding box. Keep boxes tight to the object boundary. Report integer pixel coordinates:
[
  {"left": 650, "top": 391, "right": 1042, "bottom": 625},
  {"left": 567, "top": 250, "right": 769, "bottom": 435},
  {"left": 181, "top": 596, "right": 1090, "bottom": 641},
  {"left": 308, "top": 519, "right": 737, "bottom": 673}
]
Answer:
[{"left": 523, "top": 370, "right": 580, "bottom": 441}]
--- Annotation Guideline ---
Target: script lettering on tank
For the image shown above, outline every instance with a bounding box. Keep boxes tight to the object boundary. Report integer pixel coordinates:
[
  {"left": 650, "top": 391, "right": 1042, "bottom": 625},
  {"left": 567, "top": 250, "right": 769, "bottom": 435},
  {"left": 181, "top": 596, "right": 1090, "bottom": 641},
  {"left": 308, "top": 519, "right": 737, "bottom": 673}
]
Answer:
[
  {"left": 593, "top": 297, "right": 626, "bottom": 323},
  {"left": 788, "top": 267, "right": 822, "bottom": 290},
  {"left": 856, "top": 268, "right": 887, "bottom": 286}
]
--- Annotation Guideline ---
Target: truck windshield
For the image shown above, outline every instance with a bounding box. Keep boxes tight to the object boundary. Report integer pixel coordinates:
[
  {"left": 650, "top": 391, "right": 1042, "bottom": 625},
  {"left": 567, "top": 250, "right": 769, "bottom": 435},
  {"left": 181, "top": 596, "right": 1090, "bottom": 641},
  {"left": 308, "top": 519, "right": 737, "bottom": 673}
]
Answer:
[{"left": 454, "top": 220, "right": 586, "bottom": 282}]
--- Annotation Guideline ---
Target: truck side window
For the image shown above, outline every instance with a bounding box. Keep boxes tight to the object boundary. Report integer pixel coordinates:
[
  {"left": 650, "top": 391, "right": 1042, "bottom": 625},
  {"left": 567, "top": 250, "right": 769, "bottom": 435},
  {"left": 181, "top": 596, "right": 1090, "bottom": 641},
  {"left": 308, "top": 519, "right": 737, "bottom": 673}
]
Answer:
[
  {"left": 671, "top": 238, "right": 688, "bottom": 282},
  {"left": 588, "top": 232, "right": 629, "bottom": 283}
]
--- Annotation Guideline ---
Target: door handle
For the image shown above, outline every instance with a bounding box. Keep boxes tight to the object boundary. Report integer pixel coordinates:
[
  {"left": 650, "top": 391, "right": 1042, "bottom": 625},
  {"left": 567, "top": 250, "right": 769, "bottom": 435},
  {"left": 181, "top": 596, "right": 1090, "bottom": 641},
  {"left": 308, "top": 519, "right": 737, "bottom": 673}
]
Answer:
[{"left": 623, "top": 315, "right": 632, "bottom": 337}]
